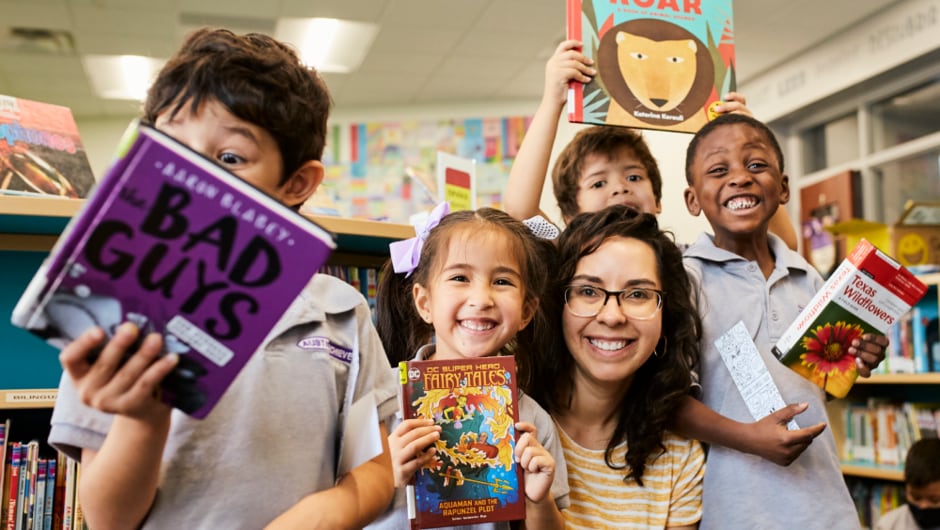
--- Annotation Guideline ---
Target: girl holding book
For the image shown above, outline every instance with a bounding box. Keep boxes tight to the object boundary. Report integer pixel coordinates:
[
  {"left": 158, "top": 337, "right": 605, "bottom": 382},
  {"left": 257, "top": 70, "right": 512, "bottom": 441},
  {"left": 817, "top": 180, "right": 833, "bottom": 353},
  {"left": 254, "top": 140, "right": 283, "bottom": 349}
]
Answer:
[{"left": 368, "top": 204, "right": 568, "bottom": 529}]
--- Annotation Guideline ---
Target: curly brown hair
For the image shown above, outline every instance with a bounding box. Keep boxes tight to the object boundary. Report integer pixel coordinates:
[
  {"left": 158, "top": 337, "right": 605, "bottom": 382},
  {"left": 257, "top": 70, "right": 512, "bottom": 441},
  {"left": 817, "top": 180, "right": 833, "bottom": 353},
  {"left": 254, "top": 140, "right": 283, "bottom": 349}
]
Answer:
[
  {"left": 143, "top": 28, "right": 332, "bottom": 187},
  {"left": 526, "top": 205, "right": 700, "bottom": 485},
  {"left": 551, "top": 126, "right": 662, "bottom": 221}
]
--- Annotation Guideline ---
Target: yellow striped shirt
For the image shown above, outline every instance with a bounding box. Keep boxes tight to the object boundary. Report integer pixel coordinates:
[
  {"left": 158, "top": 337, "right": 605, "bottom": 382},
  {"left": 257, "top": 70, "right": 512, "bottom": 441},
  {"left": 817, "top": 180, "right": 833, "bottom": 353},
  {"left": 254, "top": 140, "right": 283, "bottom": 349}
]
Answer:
[{"left": 557, "top": 424, "right": 704, "bottom": 529}]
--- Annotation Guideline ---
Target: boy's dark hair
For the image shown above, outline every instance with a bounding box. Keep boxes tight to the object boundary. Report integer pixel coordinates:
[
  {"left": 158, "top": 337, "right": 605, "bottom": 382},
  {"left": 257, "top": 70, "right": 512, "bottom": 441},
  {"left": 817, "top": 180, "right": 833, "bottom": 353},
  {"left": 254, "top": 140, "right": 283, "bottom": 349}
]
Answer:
[
  {"left": 684, "top": 113, "right": 785, "bottom": 184},
  {"left": 376, "top": 208, "right": 556, "bottom": 390},
  {"left": 143, "top": 28, "right": 332, "bottom": 184},
  {"left": 552, "top": 126, "right": 662, "bottom": 220},
  {"left": 905, "top": 438, "right": 940, "bottom": 488},
  {"left": 527, "top": 204, "right": 701, "bottom": 485}
]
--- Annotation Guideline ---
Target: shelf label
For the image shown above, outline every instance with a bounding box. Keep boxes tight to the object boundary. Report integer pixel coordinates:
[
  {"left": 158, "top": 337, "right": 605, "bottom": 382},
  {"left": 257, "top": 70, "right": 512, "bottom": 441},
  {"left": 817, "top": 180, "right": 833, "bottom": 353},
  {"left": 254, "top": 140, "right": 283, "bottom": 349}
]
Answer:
[{"left": 3, "top": 389, "right": 57, "bottom": 405}]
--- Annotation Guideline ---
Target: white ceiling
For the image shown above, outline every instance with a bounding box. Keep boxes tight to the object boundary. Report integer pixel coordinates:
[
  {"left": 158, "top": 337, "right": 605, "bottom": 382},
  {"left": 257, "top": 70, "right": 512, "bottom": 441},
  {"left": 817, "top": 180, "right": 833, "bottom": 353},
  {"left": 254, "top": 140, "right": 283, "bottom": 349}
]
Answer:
[{"left": 0, "top": 0, "right": 903, "bottom": 120}]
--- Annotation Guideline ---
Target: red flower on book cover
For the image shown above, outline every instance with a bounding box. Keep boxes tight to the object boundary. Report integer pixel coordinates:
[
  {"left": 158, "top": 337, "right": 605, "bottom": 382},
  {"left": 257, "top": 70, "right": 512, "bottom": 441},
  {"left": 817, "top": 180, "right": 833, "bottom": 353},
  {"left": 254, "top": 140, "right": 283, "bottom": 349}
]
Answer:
[{"left": 793, "top": 320, "right": 864, "bottom": 396}]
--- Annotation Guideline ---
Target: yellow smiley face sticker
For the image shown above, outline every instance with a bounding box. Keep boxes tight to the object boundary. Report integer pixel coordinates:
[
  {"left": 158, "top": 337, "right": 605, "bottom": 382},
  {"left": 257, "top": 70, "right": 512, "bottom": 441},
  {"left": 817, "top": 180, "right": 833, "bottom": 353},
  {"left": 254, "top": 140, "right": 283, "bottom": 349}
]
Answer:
[{"left": 897, "top": 233, "right": 928, "bottom": 265}]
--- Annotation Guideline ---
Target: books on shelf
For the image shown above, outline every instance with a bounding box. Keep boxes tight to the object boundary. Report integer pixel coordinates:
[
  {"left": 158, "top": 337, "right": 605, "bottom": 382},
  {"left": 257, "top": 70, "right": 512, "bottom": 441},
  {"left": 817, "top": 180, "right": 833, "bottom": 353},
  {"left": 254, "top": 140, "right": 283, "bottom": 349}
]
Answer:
[
  {"left": 0, "top": 95, "right": 96, "bottom": 198},
  {"left": 566, "top": 0, "right": 735, "bottom": 133},
  {"left": 10, "top": 121, "right": 336, "bottom": 419},
  {"left": 774, "top": 239, "right": 928, "bottom": 398},
  {"left": 398, "top": 356, "right": 524, "bottom": 529},
  {"left": 841, "top": 399, "right": 940, "bottom": 468}
]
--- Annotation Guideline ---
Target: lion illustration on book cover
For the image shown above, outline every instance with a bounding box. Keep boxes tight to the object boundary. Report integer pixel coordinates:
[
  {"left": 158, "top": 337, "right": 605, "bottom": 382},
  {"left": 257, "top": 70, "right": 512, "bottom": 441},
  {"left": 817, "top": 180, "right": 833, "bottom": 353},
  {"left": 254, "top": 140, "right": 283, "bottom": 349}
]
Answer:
[
  {"left": 569, "top": 0, "right": 736, "bottom": 134},
  {"left": 599, "top": 19, "right": 714, "bottom": 131}
]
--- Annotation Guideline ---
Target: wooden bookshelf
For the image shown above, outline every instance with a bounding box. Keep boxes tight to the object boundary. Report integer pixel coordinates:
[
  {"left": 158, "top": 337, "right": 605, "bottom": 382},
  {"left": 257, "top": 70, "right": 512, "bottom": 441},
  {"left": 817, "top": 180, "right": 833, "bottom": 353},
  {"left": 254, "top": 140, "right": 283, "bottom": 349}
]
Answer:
[
  {"left": 840, "top": 462, "right": 904, "bottom": 482},
  {"left": 856, "top": 372, "right": 940, "bottom": 385},
  {"left": 0, "top": 388, "right": 58, "bottom": 410}
]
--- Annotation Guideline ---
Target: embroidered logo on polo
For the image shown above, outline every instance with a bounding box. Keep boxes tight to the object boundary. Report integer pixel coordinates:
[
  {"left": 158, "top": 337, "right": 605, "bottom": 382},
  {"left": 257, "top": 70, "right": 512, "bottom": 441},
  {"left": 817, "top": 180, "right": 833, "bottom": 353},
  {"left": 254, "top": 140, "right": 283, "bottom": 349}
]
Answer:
[{"left": 297, "top": 336, "right": 353, "bottom": 363}]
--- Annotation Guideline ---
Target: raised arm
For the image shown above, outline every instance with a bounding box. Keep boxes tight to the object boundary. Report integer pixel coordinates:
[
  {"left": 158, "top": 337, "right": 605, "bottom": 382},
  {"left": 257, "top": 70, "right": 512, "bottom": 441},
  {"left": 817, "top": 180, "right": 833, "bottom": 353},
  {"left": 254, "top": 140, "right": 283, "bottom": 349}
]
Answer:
[{"left": 504, "top": 39, "right": 594, "bottom": 221}]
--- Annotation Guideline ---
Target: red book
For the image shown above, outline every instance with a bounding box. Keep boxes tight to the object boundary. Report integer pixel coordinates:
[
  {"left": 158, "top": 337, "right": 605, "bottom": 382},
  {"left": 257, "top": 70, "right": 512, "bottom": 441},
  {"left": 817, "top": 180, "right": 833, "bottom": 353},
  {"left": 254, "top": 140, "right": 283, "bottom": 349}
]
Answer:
[
  {"left": 398, "top": 356, "right": 524, "bottom": 529},
  {"left": 4, "top": 443, "right": 21, "bottom": 530},
  {"left": 0, "top": 94, "right": 95, "bottom": 198}
]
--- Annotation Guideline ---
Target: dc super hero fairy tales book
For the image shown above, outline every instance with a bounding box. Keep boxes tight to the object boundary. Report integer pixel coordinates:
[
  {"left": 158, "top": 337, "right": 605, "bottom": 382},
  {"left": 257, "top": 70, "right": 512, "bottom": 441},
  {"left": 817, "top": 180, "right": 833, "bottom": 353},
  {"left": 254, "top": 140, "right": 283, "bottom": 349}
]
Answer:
[
  {"left": 11, "top": 121, "right": 336, "bottom": 419},
  {"left": 0, "top": 94, "right": 95, "bottom": 198},
  {"left": 399, "top": 356, "right": 525, "bottom": 529},
  {"left": 773, "top": 239, "right": 927, "bottom": 399},
  {"left": 567, "top": 0, "right": 735, "bottom": 133}
]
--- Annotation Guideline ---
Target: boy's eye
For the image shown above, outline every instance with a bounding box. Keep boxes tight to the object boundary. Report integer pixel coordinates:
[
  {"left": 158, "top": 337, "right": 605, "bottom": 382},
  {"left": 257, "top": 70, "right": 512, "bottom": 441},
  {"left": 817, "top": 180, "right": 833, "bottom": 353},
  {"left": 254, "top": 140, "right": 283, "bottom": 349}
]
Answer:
[
  {"left": 218, "top": 152, "right": 245, "bottom": 165},
  {"left": 747, "top": 161, "right": 769, "bottom": 171},
  {"left": 707, "top": 166, "right": 727, "bottom": 176},
  {"left": 626, "top": 174, "right": 644, "bottom": 182},
  {"left": 589, "top": 180, "right": 606, "bottom": 189}
]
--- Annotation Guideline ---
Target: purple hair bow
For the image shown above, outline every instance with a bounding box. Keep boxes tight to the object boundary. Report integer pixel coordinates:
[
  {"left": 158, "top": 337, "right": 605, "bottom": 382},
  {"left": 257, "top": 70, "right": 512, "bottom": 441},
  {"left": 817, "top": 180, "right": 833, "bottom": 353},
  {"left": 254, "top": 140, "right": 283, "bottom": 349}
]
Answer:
[{"left": 389, "top": 201, "right": 451, "bottom": 276}]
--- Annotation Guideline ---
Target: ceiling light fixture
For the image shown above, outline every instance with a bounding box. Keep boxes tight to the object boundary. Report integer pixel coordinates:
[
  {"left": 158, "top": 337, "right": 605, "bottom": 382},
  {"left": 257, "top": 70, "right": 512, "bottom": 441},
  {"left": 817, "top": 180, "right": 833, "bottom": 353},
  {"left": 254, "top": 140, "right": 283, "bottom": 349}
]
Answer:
[
  {"left": 274, "top": 17, "right": 378, "bottom": 73},
  {"left": 83, "top": 54, "right": 164, "bottom": 100}
]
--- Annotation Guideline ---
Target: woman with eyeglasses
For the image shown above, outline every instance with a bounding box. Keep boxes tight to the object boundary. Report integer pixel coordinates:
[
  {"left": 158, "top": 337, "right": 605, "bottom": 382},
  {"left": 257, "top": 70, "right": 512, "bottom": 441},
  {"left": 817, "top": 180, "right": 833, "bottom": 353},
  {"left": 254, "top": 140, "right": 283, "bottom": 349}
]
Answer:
[{"left": 525, "top": 204, "right": 705, "bottom": 529}]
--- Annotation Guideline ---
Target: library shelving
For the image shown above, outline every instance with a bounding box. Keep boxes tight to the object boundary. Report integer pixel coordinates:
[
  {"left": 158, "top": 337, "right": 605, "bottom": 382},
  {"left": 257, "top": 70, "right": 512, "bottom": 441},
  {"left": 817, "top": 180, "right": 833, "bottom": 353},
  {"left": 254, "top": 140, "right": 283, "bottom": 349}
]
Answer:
[{"left": 0, "top": 194, "right": 412, "bottom": 409}]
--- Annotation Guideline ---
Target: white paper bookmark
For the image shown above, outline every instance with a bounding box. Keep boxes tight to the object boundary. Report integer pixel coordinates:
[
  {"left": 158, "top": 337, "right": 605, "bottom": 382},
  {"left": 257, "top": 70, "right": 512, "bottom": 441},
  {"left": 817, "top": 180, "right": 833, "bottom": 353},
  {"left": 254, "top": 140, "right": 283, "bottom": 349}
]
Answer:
[{"left": 715, "top": 321, "right": 799, "bottom": 430}]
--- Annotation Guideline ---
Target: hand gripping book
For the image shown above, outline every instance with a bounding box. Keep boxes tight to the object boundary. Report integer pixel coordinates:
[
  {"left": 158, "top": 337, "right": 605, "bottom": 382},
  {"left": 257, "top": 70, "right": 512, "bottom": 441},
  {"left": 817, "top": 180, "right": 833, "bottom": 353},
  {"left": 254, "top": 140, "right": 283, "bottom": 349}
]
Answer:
[
  {"left": 566, "top": 0, "right": 735, "bottom": 133},
  {"left": 0, "top": 94, "right": 96, "bottom": 198},
  {"left": 398, "top": 356, "right": 524, "bottom": 529},
  {"left": 11, "top": 121, "right": 336, "bottom": 419},
  {"left": 773, "top": 239, "right": 928, "bottom": 398}
]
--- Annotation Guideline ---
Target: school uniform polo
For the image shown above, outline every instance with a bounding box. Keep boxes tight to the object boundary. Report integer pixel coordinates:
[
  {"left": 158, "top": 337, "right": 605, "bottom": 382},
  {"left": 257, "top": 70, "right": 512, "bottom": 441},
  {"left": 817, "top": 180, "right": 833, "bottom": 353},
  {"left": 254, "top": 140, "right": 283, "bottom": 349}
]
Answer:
[
  {"left": 49, "top": 273, "right": 399, "bottom": 529},
  {"left": 683, "top": 232, "right": 859, "bottom": 530}
]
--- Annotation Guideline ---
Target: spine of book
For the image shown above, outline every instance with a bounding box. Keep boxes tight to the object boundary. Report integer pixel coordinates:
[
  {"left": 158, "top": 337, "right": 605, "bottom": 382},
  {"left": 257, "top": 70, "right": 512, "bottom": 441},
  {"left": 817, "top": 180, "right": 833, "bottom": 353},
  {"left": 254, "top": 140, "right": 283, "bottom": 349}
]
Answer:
[
  {"left": 61, "top": 458, "right": 76, "bottom": 530},
  {"left": 0, "top": 420, "right": 8, "bottom": 505},
  {"left": 32, "top": 460, "right": 46, "bottom": 530},
  {"left": 50, "top": 454, "right": 65, "bottom": 530},
  {"left": 41, "top": 459, "right": 54, "bottom": 530},
  {"left": 4, "top": 443, "right": 21, "bottom": 530},
  {"left": 565, "top": 0, "right": 584, "bottom": 123}
]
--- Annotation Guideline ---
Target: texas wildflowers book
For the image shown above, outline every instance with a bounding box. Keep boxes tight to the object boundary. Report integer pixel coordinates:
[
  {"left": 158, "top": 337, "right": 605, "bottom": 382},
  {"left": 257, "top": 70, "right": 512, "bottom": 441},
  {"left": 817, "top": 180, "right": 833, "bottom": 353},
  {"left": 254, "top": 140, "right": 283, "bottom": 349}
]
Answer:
[
  {"left": 12, "top": 121, "right": 336, "bottom": 418},
  {"left": 566, "top": 0, "right": 735, "bottom": 133},
  {"left": 773, "top": 239, "right": 927, "bottom": 398},
  {"left": 399, "top": 356, "right": 524, "bottom": 529}
]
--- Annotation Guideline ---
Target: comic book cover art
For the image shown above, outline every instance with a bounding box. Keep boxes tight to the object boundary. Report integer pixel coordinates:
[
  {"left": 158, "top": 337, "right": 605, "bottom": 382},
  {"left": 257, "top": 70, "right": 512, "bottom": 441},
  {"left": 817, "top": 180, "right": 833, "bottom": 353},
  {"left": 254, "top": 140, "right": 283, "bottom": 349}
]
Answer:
[
  {"left": 399, "top": 356, "right": 524, "bottom": 529},
  {"left": 0, "top": 94, "right": 96, "bottom": 198},
  {"left": 567, "top": 0, "right": 735, "bottom": 134}
]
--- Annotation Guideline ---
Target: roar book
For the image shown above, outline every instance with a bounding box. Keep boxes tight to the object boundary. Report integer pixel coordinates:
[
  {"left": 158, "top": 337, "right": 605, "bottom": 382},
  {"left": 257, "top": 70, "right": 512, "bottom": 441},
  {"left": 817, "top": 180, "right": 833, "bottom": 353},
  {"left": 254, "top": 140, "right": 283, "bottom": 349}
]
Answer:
[
  {"left": 11, "top": 121, "right": 336, "bottom": 419},
  {"left": 773, "top": 239, "right": 928, "bottom": 398},
  {"left": 399, "top": 356, "right": 524, "bottom": 529},
  {"left": 566, "top": 0, "right": 735, "bottom": 133},
  {"left": 0, "top": 94, "right": 95, "bottom": 198}
]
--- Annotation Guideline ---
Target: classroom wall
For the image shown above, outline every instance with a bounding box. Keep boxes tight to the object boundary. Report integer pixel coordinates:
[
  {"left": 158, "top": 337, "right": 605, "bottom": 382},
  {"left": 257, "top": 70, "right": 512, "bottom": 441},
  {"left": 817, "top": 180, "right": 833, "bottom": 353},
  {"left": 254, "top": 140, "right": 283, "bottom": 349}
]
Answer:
[{"left": 73, "top": 100, "right": 710, "bottom": 245}]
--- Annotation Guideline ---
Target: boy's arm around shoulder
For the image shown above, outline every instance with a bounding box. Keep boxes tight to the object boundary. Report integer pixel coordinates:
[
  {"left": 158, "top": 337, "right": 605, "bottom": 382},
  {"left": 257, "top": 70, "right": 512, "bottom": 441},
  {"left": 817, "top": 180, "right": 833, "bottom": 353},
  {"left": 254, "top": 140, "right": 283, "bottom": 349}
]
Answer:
[
  {"left": 264, "top": 422, "right": 395, "bottom": 530},
  {"left": 504, "top": 40, "right": 594, "bottom": 222}
]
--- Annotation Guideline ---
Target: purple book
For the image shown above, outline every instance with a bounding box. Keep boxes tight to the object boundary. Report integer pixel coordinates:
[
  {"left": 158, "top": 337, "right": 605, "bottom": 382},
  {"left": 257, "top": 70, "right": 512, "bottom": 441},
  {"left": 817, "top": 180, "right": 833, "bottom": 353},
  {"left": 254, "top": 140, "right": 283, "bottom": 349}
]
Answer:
[{"left": 12, "top": 121, "right": 336, "bottom": 419}]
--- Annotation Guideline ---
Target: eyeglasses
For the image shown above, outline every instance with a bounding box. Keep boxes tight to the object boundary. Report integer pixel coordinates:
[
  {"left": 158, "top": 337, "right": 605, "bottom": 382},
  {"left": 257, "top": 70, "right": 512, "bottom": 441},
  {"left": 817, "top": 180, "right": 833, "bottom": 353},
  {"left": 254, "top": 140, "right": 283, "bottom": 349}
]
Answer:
[{"left": 564, "top": 284, "right": 664, "bottom": 319}]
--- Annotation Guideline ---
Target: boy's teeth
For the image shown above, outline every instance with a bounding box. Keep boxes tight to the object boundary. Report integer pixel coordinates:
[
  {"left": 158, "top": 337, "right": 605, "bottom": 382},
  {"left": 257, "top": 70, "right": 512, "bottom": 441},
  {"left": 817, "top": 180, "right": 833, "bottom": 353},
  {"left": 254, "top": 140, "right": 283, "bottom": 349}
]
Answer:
[
  {"left": 726, "top": 197, "right": 757, "bottom": 210},
  {"left": 461, "top": 320, "right": 495, "bottom": 331},
  {"left": 589, "top": 338, "right": 627, "bottom": 351}
]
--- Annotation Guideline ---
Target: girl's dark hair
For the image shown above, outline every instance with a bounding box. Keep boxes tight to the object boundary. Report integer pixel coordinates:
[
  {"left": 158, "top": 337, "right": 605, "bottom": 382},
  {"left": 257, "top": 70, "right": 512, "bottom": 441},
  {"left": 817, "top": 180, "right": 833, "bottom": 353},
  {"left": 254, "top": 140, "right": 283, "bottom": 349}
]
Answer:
[
  {"left": 526, "top": 204, "right": 701, "bottom": 485},
  {"left": 143, "top": 28, "right": 332, "bottom": 187},
  {"left": 684, "top": 113, "right": 785, "bottom": 184},
  {"left": 376, "top": 208, "right": 556, "bottom": 391}
]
